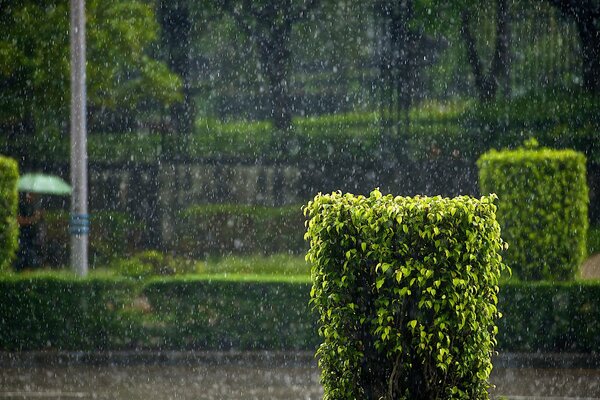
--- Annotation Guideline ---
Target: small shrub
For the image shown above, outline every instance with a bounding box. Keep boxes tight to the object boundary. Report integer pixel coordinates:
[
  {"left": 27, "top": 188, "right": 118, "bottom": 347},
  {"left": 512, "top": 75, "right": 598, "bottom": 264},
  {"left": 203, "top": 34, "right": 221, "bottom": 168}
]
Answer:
[
  {"left": 112, "top": 250, "right": 199, "bottom": 279},
  {"left": 201, "top": 254, "right": 309, "bottom": 276},
  {"left": 305, "top": 190, "right": 507, "bottom": 399},
  {"left": 0, "top": 156, "right": 18, "bottom": 272},
  {"left": 478, "top": 141, "right": 588, "bottom": 280}
]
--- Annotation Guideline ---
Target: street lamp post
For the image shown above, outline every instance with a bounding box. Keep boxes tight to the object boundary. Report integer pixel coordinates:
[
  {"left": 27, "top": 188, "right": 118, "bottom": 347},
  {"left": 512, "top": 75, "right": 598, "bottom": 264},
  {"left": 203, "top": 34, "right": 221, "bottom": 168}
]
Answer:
[{"left": 69, "top": 0, "right": 89, "bottom": 276}]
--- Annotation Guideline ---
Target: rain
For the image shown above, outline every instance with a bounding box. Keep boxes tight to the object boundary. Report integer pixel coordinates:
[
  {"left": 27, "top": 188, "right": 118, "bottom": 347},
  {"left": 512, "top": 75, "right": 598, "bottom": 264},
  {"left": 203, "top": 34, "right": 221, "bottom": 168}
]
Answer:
[{"left": 0, "top": 0, "right": 599, "bottom": 399}]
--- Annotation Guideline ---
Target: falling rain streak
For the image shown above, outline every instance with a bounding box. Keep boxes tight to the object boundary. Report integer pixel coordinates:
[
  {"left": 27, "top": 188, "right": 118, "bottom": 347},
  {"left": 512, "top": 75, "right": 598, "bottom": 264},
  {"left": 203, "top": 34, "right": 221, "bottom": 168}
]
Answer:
[{"left": 0, "top": 0, "right": 599, "bottom": 399}]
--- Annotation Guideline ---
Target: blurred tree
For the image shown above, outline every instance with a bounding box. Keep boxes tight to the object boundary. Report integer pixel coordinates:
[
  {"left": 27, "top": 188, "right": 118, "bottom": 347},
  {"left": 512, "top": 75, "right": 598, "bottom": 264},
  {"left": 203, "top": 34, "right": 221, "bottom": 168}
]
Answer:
[
  {"left": 374, "top": 0, "right": 420, "bottom": 134},
  {"left": 460, "top": 0, "right": 510, "bottom": 101},
  {"left": 0, "top": 0, "right": 181, "bottom": 157},
  {"left": 157, "top": 0, "right": 194, "bottom": 140},
  {"left": 415, "top": 0, "right": 510, "bottom": 102},
  {"left": 291, "top": 1, "right": 375, "bottom": 115},
  {"left": 545, "top": 0, "right": 600, "bottom": 94},
  {"left": 215, "top": 0, "right": 320, "bottom": 132},
  {"left": 156, "top": 1, "right": 220, "bottom": 144}
]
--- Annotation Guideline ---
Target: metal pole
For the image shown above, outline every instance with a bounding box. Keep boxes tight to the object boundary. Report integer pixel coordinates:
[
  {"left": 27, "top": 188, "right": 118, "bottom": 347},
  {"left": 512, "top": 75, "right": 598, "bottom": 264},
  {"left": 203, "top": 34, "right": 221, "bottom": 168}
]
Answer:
[{"left": 69, "top": 0, "right": 89, "bottom": 276}]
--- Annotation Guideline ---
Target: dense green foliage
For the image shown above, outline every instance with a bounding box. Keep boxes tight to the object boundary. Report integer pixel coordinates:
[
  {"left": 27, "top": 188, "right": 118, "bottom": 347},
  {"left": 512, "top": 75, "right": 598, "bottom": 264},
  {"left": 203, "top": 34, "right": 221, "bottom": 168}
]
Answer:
[
  {"left": 0, "top": 0, "right": 181, "bottom": 140},
  {"left": 0, "top": 156, "right": 19, "bottom": 272},
  {"left": 175, "top": 204, "right": 305, "bottom": 257},
  {"left": 304, "top": 190, "right": 507, "bottom": 400},
  {"left": 478, "top": 144, "right": 589, "bottom": 280},
  {"left": 0, "top": 272, "right": 599, "bottom": 353}
]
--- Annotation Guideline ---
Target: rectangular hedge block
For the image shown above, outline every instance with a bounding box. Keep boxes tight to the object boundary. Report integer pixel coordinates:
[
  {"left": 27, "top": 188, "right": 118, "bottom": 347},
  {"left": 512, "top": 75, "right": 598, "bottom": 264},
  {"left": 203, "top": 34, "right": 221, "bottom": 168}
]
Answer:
[
  {"left": 304, "top": 190, "right": 507, "bottom": 400},
  {"left": 478, "top": 145, "right": 588, "bottom": 280}
]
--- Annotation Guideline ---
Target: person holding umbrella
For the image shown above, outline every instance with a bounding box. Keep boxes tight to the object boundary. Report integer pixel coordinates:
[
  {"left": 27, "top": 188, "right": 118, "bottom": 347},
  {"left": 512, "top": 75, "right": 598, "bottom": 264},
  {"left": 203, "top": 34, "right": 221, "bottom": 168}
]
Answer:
[
  {"left": 16, "top": 191, "right": 43, "bottom": 270},
  {"left": 15, "top": 173, "right": 71, "bottom": 271}
]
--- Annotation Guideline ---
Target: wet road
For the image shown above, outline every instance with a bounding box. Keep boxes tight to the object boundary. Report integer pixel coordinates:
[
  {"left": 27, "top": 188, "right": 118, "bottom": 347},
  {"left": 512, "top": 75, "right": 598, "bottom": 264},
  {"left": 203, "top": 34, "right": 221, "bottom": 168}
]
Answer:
[
  {"left": 0, "top": 364, "right": 323, "bottom": 400},
  {"left": 1, "top": 354, "right": 600, "bottom": 399}
]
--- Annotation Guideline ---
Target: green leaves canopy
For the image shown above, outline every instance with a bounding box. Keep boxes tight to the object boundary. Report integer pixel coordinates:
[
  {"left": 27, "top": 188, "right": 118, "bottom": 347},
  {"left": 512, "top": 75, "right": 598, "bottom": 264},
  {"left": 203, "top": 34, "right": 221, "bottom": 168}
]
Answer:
[{"left": 0, "top": 0, "right": 181, "bottom": 133}]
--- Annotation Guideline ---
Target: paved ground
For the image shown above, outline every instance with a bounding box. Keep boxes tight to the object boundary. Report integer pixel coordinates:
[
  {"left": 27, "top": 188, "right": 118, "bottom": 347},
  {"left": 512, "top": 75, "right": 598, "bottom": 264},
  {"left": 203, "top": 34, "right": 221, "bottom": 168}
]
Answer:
[
  {"left": 580, "top": 253, "right": 600, "bottom": 280},
  {"left": 1, "top": 352, "right": 600, "bottom": 400}
]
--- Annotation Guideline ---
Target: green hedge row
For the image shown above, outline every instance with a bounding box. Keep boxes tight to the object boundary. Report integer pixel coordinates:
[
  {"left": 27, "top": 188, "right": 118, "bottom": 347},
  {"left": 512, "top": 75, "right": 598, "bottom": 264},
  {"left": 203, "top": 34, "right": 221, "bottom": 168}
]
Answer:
[
  {"left": 0, "top": 274, "right": 136, "bottom": 350},
  {"left": 0, "top": 156, "right": 18, "bottom": 272},
  {"left": 174, "top": 204, "right": 305, "bottom": 257},
  {"left": 1, "top": 274, "right": 599, "bottom": 353},
  {"left": 142, "top": 276, "right": 317, "bottom": 350},
  {"left": 2, "top": 93, "right": 598, "bottom": 165},
  {"left": 479, "top": 144, "right": 588, "bottom": 280},
  {"left": 497, "top": 282, "right": 600, "bottom": 352},
  {"left": 305, "top": 191, "right": 507, "bottom": 399}
]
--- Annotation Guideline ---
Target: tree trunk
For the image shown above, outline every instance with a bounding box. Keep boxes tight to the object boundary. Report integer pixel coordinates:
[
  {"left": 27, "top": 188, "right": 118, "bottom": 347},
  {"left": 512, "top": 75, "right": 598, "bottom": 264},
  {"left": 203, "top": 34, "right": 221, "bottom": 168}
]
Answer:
[
  {"left": 158, "top": 1, "right": 194, "bottom": 138},
  {"left": 460, "top": 0, "right": 510, "bottom": 102},
  {"left": 545, "top": 0, "right": 600, "bottom": 94},
  {"left": 578, "top": 17, "right": 600, "bottom": 94},
  {"left": 492, "top": 0, "right": 510, "bottom": 98},
  {"left": 259, "top": 25, "right": 293, "bottom": 132}
]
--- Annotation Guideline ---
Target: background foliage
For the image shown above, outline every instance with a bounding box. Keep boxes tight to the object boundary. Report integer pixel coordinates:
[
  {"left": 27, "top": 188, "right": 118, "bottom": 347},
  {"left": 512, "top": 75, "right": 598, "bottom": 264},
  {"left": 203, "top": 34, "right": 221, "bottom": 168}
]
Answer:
[{"left": 0, "top": 0, "right": 180, "bottom": 148}]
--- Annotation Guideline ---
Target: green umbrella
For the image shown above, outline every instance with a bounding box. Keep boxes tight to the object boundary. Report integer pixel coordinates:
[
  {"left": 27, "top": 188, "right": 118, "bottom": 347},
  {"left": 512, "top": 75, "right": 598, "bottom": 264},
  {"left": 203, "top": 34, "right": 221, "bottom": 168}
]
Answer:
[{"left": 18, "top": 173, "right": 72, "bottom": 196}]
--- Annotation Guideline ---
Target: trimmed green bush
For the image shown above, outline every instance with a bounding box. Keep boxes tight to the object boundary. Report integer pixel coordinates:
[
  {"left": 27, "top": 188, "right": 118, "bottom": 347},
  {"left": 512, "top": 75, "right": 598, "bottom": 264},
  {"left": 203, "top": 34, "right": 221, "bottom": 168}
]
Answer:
[
  {"left": 175, "top": 204, "right": 305, "bottom": 257},
  {"left": 112, "top": 250, "right": 199, "bottom": 279},
  {"left": 478, "top": 143, "right": 589, "bottom": 280},
  {"left": 0, "top": 156, "right": 19, "bottom": 272},
  {"left": 304, "top": 190, "right": 507, "bottom": 400}
]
